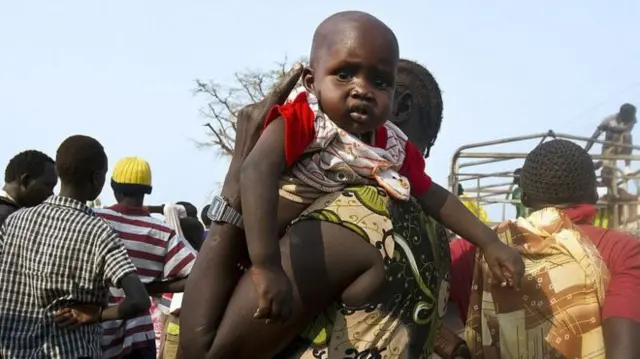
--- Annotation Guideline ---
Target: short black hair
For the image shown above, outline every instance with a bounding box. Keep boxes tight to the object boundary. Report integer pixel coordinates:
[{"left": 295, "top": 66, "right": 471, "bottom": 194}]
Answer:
[
  {"left": 56, "top": 135, "right": 107, "bottom": 186},
  {"left": 397, "top": 59, "right": 443, "bottom": 157},
  {"left": 620, "top": 103, "right": 636, "bottom": 115},
  {"left": 201, "top": 204, "right": 212, "bottom": 226},
  {"left": 176, "top": 201, "right": 197, "bottom": 218},
  {"left": 4, "top": 150, "right": 54, "bottom": 183},
  {"left": 180, "top": 217, "right": 204, "bottom": 251},
  {"left": 520, "top": 139, "right": 597, "bottom": 205}
]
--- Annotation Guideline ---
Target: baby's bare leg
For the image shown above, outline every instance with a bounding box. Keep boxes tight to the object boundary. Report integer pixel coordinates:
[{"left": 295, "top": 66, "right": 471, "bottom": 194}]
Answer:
[{"left": 276, "top": 197, "right": 308, "bottom": 236}]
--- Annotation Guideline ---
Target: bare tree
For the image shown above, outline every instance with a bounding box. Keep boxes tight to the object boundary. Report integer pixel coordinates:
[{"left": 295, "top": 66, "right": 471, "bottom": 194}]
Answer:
[{"left": 194, "top": 56, "right": 307, "bottom": 156}]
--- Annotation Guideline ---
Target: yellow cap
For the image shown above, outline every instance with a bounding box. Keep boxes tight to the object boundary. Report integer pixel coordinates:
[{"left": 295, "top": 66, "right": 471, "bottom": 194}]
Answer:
[{"left": 111, "top": 157, "right": 153, "bottom": 194}]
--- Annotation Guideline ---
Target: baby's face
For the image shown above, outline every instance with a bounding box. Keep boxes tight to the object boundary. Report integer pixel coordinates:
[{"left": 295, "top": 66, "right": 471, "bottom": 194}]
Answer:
[{"left": 304, "top": 31, "right": 398, "bottom": 134}]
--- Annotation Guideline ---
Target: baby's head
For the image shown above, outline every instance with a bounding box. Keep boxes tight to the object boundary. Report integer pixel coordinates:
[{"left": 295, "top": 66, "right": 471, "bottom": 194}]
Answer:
[{"left": 303, "top": 11, "right": 399, "bottom": 135}]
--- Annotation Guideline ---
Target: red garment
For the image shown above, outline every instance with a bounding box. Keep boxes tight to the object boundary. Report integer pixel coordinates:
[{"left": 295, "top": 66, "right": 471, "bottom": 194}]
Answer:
[
  {"left": 263, "top": 92, "right": 432, "bottom": 197},
  {"left": 449, "top": 204, "right": 640, "bottom": 324}
]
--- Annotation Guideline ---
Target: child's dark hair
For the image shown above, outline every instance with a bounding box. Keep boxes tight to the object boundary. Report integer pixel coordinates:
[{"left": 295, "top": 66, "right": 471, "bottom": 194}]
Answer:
[
  {"left": 56, "top": 135, "right": 107, "bottom": 185},
  {"left": 200, "top": 204, "right": 212, "bottom": 227},
  {"left": 520, "top": 139, "right": 597, "bottom": 205},
  {"left": 397, "top": 59, "right": 443, "bottom": 157},
  {"left": 180, "top": 217, "right": 204, "bottom": 251},
  {"left": 4, "top": 150, "right": 54, "bottom": 183}
]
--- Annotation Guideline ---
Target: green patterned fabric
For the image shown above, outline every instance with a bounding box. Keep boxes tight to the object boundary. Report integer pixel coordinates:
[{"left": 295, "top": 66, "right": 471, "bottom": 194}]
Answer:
[{"left": 277, "top": 185, "right": 450, "bottom": 359}]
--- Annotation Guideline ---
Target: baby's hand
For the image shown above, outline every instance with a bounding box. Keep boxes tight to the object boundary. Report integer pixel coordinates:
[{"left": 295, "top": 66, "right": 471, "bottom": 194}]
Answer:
[
  {"left": 483, "top": 240, "right": 524, "bottom": 289},
  {"left": 250, "top": 265, "right": 293, "bottom": 324},
  {"left": 54, "top": 304, "right": 101, "bottom": 329}
]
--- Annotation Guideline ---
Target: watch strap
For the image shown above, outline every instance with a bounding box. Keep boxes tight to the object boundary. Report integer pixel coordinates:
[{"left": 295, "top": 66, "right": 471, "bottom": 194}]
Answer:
[{"left": 207, "top": 196, "right": 244, "bottom": 229}]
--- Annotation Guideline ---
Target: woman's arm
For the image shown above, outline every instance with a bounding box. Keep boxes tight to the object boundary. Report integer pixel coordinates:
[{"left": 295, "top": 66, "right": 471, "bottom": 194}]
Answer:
[
  {"left": 178, "top": 64, "right": 304, "bottom": 358},
  {"left": 600, "top": 232, "right": 640, "bottom": 358},
  {"left": 604, "top": 318, "right": 640, "bottom": 358}
]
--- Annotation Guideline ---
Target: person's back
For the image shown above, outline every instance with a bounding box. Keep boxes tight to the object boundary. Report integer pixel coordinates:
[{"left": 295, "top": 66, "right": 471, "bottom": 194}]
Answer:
[
  {"left": 564, "top": 204, "right": 640, "bottom": 325},
  {"left": 0, "top": 198, "right": 122, "bottom": 357},
  {"left": 96, "top": 206, "right": 182, "bottom": 357},
  {"left": 0, "top": 135, "right": 149, "bottom": 359},
  {"left": 451, "top": 139, "right": 640, "bottom": 358},
  {"left": 95, "top": 157, "right": 196, "bottom": 359}
]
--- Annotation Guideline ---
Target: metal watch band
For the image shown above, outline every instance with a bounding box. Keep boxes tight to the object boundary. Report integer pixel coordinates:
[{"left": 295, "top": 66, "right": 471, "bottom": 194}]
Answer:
[{"left": 207, "top": 195, "right": 244, "bottom": 229}]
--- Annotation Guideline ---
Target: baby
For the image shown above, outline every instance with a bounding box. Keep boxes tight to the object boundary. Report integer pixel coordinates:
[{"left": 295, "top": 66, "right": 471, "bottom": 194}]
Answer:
[{"left": 218, "top": 11, "right": 523, "bottom": 325}]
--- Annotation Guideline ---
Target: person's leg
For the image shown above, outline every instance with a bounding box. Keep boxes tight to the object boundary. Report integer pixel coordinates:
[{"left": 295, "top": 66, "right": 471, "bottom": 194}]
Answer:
[{"left": 206, "top": 219, "right": 385, "bottom": 359}]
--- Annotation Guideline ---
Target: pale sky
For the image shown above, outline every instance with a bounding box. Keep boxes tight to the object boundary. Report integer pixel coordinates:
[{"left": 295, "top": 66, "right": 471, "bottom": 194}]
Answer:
[{"left": 2, "top": 0, "right": 639, "bottom": 220}]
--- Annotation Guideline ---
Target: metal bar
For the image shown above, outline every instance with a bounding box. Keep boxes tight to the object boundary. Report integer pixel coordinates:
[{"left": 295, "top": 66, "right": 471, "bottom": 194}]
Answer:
[
  {"left": 458, "top": 153, "right": 640, "bottom": 161},
  {"left": 457, "top": 172, "right": 515, "bottom": 179},
  {"left": 449, "top": 130, "right": 640, "bottom": 192},
  {"left": 466, "top": 181, "right": 513, "bottom": 191},
  {"left": 459, "top": 157, "right": 512, "bottom": 168}
]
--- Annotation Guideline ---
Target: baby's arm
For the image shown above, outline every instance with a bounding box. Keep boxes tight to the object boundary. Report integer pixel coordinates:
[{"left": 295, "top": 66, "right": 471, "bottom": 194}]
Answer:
[
  {"left": 399, "top": 140, "right": 524, "bottom": 287},
  {"left": 417, "top": 183, "right": 497, "bottom": 249},
  {"left": 416, "top": 183, "right": 523, "bottom": 288},
  {"left": 241, "top": 116, "right": 288, "bottom": 271},
  {"left": 241, "top": 116, "right": 296, "bottom": 321}
]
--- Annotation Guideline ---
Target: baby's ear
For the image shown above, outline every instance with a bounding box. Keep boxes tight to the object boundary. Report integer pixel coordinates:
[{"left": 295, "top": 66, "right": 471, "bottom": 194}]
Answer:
[{"left": 302, "top": 67, "right": 315, "bottom": 93}]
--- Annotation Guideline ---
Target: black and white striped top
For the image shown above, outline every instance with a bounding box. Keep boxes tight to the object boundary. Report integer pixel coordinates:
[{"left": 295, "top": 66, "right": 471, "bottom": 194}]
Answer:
[{"left": 0, "top": 195, "right": 136, "bottom": 359}]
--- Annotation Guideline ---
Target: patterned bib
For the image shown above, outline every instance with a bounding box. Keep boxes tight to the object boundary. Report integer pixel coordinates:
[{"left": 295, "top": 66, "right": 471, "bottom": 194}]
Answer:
[{"left": 287, "top": 89, "right": 412, "bottom": 201}]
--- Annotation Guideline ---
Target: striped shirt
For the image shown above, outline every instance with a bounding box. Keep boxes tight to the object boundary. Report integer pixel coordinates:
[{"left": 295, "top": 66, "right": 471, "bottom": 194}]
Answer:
[
  {"left": 0, "top": 196, "right": 136, "bottom": 359},
  {"left": 94, "top": 204, "right": 197, "bottom": 359}
]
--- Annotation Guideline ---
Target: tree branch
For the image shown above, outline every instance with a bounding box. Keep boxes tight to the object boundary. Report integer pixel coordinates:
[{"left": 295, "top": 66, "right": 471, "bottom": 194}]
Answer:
[{"left": 194, "top": 56, "right": 308, "bottom": 156}]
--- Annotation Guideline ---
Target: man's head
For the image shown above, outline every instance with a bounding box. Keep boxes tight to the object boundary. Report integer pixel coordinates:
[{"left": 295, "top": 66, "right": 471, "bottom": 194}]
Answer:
[
  {"left": 391, "top": 59, "right": 443, "bottom": 157},
  {"left": 618, "top": 103, "right": 636, "bottom": 123},
  {"left": 180, "top": 217, "right": 204, "bottom": 251},
  {"left": 520, "top": 139, "right": 597, "bottom": 209},
  {"left": 303, "top": 11, "right": 399, "bottom": 134},
  {"left": 200, "top": 204, "right": 212, "bottom": 227},
  {"left": 177, "top": 201, "right": 198, "bottom": 218},
  {"left": 513, "top": 168, "right": 522, "bottom": 186},
  {"left": 3, "top": 150, "right": 57, "bottom": 207},
  {"left": 111, "top": 157, "right": 152, "bottom": 204},
  {"left": 56, "top": 135, "right": 108, "bottom": 202}
]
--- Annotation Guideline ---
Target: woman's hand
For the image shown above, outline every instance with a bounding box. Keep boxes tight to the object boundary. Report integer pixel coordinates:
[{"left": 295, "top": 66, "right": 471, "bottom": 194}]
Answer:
[{"left": 54, "top": 305, "right": 101, "bottom": 329}]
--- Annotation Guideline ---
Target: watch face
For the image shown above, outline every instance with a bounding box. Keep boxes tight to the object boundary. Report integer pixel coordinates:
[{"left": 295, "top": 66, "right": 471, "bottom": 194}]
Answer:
[{"left": 207, "top": 196, "right": 224, "bottom": 221}]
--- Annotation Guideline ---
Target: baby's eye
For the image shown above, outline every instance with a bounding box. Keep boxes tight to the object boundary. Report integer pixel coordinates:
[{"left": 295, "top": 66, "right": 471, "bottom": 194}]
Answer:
[{"left": 336, "top": 70, "right": 353, "bottom": 81}]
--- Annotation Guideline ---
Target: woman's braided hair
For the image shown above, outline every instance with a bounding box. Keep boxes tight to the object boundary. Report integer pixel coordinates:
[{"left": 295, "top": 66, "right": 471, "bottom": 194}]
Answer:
[
  {"left": 520, "top": 139, "right": 597, "bottom": 205},
  {"left": 396, "top": 59, "right": 443, "bottom": 157}
]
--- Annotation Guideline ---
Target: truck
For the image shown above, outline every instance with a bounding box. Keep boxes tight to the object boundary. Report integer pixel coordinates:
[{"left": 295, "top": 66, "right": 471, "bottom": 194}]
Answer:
[{"left": 449, "top": 130, "right": 640, "bottom": 236}]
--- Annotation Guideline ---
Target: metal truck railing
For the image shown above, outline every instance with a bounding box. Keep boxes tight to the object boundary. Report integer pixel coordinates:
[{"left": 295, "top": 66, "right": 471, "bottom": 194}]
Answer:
[{"left": 449, "top": 130, "right": 640, "bottom": 235}]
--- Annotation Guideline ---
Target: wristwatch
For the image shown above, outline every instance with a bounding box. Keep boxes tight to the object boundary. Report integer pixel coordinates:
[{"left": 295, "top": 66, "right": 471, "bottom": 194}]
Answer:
[{"left": 207, "top": 195, "right": 244, "bottom": 229}]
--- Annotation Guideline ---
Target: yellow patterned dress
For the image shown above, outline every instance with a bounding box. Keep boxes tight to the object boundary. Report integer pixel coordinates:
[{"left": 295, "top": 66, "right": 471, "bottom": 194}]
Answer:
[
  {"left": 275, "top": 185, "right": 451, "bottom": 359},
  {"left": 465, "top": 207, "right": 609, "bottom": 359}
]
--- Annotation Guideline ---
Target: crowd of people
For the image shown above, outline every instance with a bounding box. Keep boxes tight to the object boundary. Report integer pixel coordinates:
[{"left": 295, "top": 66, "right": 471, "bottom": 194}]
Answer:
[{"left": 0, "top": 9, "right": 639, "bottom": 359}]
